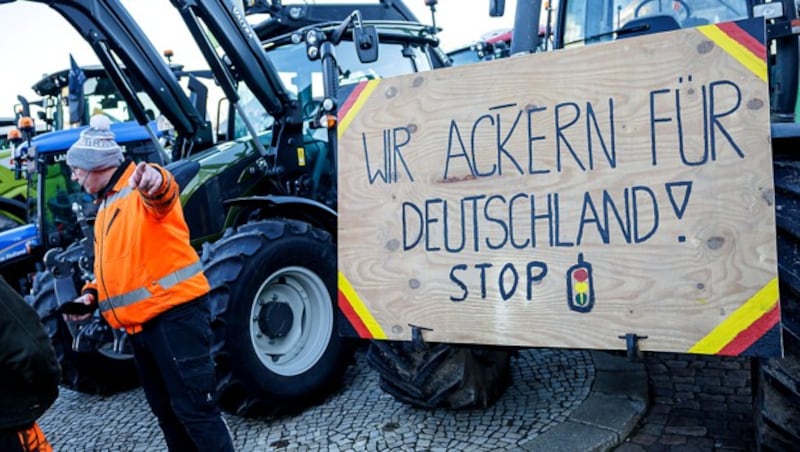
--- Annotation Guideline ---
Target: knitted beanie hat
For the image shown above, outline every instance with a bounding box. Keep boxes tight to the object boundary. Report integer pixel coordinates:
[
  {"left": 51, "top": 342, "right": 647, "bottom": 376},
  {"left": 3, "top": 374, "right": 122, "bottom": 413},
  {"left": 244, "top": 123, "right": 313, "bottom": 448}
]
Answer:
[{"left": 66, "top": 115, "right": 124, "bottom": 171}]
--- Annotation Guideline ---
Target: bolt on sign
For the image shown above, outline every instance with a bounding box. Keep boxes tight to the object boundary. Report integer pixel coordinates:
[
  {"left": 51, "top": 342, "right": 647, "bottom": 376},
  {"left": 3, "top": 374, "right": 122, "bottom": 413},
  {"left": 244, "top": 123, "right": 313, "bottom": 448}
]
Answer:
[{"left": 337, "top": 18, "right": 781, "bottom": 357}]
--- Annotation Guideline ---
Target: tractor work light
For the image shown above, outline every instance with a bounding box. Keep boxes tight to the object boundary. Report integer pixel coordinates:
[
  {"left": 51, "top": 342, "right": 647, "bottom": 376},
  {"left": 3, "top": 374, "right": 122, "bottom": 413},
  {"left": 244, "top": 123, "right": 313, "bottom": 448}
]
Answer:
[
  {"left": 17, "top": 116, "right": 34, "bottom": 132},
  {"left": 305, "top": 30, "right": 319, "bottom": 45},
  {"left": 7, "top": 128, "right": 21, "bottom": 143},
  {"left": 324, "top": 114, "right": 337, "bottom": 129}
]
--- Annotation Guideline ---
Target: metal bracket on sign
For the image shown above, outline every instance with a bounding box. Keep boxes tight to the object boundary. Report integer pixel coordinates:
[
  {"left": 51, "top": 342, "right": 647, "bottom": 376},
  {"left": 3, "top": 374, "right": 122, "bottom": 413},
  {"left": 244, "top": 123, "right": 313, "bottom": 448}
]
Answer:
[
  {"left": 618, "top": 333, "right": 648, "bottom": 361},
  {"left": 409, "top": 324, "right": 433, "bottom": 352}
]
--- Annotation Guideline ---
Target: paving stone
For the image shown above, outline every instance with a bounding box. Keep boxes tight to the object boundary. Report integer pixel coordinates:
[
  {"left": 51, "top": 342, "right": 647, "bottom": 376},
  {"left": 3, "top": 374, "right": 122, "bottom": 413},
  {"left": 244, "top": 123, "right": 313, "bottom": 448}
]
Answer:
[
  {"left": 614, "top": 441, "right": 647, "bottom": 451},
  {"left": 616, "top": 353, "right": 755, "bottom": 451},
  {"left": 664, "top": 425, "right": 708, "bottom": 437},
  {"left": 657, "top": 434, "right": 687, "bottom": 446}
]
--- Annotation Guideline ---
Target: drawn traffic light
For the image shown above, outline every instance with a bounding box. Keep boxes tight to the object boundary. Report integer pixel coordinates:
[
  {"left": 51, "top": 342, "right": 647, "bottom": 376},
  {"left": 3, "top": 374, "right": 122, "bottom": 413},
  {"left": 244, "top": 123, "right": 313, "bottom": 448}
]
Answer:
[{"left": 566, "top": 253, "right": 595, "bottom": 313}]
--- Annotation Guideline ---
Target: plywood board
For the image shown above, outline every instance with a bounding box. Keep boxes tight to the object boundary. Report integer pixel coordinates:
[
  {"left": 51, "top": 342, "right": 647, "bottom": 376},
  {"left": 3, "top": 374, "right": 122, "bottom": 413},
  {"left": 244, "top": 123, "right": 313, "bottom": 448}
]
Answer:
[{"left": 337, "top": 19, "right": 781, "bottom": 356}]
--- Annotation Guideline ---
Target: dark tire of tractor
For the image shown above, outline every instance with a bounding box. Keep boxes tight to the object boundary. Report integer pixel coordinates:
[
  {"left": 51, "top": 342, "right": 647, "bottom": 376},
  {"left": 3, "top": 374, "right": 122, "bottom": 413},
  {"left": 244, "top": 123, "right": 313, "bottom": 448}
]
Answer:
[
  {"left": 26, "top": 271, "right": 139, "bottom": 395},
  {"left": 366, "top": 340, "right": 512, "bottom": 409},
  {"left": 201, "top": 219, "right": 354, "bottom": 417},
  {"left": 753, "top": 159, "right": 800, "bottom": 450}
]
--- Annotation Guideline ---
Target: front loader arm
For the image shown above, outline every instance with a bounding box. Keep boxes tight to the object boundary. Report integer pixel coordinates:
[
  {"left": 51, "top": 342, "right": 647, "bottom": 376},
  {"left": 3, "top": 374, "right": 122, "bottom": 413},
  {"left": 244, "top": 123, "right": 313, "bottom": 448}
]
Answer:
[
  {"left": 24, "top": 0, "right": 212, "bottom": 152},
  {"left": 245, "top": 0, "right": 420, "bottom": 41},
  {"left": 169, "top": 0, "right": 292, "bottom": 120}
]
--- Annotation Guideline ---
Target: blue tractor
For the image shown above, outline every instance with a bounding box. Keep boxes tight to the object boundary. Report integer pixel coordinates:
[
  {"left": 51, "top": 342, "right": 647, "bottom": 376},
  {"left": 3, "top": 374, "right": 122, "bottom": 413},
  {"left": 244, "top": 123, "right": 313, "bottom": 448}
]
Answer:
[{"left": 0, "top": 61, "right": 211, "bottom": 294}]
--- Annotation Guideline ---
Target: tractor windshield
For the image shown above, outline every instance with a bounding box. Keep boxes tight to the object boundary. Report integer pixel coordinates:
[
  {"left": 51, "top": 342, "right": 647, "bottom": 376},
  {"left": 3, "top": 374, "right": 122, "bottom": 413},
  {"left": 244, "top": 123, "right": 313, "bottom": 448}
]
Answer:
[
  {"left": 271, "top": 37, "right": 433, "bottom": 96},
  {"left": 229, "top": 26, "right": 434, "bottom": 139},
  {"left": 31, "top": 67, "right": 161, "bottom": 131},
  {"left": 562, "top": 0, "right": 749, "bottom": 47}
]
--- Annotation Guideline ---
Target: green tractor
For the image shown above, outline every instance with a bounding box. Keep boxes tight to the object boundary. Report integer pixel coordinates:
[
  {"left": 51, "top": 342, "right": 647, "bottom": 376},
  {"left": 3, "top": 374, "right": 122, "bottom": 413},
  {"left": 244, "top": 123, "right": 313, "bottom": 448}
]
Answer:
[{"left": 15, "top": 0, "right": 449, "bottom": 414}]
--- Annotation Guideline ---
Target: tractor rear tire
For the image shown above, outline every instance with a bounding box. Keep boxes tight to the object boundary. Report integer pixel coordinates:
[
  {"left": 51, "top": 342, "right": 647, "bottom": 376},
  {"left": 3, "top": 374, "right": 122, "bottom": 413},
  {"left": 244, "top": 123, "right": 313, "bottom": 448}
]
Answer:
[
  {"left": 201, "top": 219, "right": 354, "bottom": 416},
  {"left": 753, "top": 160, "right": 800, "bottom": 450},
  {"left": 366, "top": 340, "right": 512, "bottom": 409},
  {"left": 26, "top": 271, "right": 139, "bottom": 395}
]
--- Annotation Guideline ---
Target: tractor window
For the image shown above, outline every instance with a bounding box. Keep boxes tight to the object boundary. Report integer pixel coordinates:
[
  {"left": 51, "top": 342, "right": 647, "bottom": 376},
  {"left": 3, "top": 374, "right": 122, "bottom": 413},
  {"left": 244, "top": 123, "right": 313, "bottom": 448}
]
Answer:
[
  {"left": 83, "top": 78, "right": 161, "bottom": 124},
  {"left": 50, "top": 73, "right": 162, "bottom": 128},
  {"left": 231, "top": 86, "right": 273, "bottom": 140},
  {"left": 562, "top": 0, "right": 749, "bottom": 48},
  {"left": 448, "top": 47, "right": 483, "bottom": 66},
  {"left": 267, "top": 38, "right": 433, "bottom": 99},
  {"left": 337, "top": 41, "right": 433, "bottom": 83},
  {"left": 27, "top": 152, "right": 92, "bottom": 244}
]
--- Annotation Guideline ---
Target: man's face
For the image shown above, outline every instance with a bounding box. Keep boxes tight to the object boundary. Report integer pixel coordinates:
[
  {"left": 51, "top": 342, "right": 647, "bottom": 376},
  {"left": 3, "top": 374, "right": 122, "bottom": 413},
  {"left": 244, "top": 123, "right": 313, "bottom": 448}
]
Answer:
[{"left": 70, "top": 166, "right": 104, "bottom": 195}]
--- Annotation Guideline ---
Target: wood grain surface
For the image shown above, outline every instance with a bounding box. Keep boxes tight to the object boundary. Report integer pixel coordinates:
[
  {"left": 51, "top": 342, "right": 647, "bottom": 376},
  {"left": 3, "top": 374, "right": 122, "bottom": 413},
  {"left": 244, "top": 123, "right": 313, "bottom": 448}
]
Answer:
[{"left": 337, "top": 22, "right": 778, "bottom": 354}]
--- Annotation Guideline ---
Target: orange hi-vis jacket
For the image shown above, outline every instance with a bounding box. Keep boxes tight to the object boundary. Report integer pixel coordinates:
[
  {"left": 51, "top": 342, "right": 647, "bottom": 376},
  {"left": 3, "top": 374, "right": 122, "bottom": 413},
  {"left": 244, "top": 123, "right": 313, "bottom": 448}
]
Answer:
[{"left": 83, "top": 161, "right": 210, "bottom": 334}]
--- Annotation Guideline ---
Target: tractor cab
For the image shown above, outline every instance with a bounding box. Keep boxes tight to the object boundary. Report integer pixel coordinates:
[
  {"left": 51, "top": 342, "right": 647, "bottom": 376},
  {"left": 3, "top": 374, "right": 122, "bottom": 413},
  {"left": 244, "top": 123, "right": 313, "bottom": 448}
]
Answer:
[
  {"left": 22, "top": 65, "right": 163, "bottom": 131},
  {"left": 557, "top": 1, "right": 749, "bottom": 46},
  {"left": 508, "top": 0, "right": 799, "bottom": 123}
]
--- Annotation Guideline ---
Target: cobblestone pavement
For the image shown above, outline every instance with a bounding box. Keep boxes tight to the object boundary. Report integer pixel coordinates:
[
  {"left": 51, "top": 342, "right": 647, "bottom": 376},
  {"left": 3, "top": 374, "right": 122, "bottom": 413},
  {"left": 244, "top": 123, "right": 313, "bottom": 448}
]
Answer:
[
  {"left": 615, "top": 353, "right": 754, "bottom": 451},
  {"left": 38, "top": 347, "right": 754, "bottom": 451},
  {"left": 40, "top": 348, "right": 599, "bottom": 451}
]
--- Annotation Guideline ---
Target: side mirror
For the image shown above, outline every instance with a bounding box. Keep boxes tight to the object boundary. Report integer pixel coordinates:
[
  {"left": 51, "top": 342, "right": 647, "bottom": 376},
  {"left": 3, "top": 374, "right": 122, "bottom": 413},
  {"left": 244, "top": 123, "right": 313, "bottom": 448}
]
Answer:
[
  {"left": 355, "top": 25, "right": 379, "bottom": 64},
  {"left": 490, "top": 0, "right": 505, "bottom": 17}
]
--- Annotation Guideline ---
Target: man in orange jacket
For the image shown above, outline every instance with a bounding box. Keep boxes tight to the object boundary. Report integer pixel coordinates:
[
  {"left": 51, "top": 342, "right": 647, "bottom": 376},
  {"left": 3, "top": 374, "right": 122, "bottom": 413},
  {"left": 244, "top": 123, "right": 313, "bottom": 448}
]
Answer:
[{"left": 65, "top": 115, "right": 234, "bottom": 451}]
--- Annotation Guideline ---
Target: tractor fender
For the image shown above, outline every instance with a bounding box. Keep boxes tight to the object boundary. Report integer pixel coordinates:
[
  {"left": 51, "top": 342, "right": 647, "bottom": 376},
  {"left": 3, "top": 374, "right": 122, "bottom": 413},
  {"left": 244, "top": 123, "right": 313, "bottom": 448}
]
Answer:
[
  {"left": 224, "top": 194, "right": 337, "bottom": 234},
  {"left": 0, "top": 196, "right": 27, "bottom": 223}
]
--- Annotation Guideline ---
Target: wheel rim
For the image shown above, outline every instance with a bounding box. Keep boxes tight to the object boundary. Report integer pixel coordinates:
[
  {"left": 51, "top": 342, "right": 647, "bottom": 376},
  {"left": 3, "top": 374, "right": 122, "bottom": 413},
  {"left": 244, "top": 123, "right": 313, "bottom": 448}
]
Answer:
[{"left": 249, "top": 265, "right": 333, "bottom": 376}]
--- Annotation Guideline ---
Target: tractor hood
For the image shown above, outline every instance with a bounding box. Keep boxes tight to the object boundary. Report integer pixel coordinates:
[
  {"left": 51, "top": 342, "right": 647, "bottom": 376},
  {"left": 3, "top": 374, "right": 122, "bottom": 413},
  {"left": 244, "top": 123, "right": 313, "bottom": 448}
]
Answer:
[{"left": 17, "top": 121, "right": 160, "bottom": 156}]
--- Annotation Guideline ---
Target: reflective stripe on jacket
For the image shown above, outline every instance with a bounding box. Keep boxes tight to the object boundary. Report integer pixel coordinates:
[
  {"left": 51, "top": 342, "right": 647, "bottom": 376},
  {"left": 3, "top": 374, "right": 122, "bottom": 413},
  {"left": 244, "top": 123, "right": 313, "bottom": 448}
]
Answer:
[{"left": 86, "top": 161, "right": 209, "bottom": 334}]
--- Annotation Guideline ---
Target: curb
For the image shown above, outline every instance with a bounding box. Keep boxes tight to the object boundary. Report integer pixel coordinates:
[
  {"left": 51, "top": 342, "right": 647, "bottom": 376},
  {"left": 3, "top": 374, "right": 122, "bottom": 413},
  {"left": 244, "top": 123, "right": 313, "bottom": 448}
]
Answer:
[{"left": 520, "top": 351, "right": 649, "bottom": 451}]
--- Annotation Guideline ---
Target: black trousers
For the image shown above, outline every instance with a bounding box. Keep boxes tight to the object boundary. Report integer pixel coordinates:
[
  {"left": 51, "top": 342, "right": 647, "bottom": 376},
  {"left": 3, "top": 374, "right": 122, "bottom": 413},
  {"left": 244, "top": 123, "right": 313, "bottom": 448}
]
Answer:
[{"left": 131, "top": 296, "right": 234, "bottom": 452}]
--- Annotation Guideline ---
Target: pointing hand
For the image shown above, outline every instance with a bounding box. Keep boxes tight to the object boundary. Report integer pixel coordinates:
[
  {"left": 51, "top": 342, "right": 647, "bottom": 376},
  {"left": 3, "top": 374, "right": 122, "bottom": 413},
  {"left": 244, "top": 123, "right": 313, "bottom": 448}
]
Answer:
[{"left": 129, "top": 162, "right": 163, "bottom": 195}]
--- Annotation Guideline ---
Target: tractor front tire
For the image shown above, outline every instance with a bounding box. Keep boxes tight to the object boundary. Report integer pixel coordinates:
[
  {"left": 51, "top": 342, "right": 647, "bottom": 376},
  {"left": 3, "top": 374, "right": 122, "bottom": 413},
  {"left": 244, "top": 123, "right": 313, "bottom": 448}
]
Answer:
[
  {"left": 753, "top": 160, "right": 800, "bottom": 450},
  {"left": 366, "top": 340, "right": 512, "bottom": 409},
  {"left": 201, "top": 219, "right": 353, "bottom": 416}
]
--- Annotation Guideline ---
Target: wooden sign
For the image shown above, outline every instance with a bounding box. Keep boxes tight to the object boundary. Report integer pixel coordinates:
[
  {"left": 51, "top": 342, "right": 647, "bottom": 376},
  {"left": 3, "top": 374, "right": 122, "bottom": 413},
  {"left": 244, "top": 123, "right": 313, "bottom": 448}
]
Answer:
[{"left": 337, "top": 19, "right": 781, "bottom": 357}]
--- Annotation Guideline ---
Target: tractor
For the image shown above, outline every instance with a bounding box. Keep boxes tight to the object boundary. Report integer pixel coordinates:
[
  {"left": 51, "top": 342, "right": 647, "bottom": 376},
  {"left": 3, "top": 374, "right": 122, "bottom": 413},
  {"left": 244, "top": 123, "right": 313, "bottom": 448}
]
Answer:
[{"left": 10, "top": 0, "right": 450, "bottom": 415}]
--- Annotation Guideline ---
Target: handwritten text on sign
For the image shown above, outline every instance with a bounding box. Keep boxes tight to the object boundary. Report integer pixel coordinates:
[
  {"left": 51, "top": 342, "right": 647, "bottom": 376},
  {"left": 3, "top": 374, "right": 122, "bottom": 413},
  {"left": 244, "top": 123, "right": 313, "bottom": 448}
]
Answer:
[{"left": 337, "top": 20, "right": 780, "bottom": 356}]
